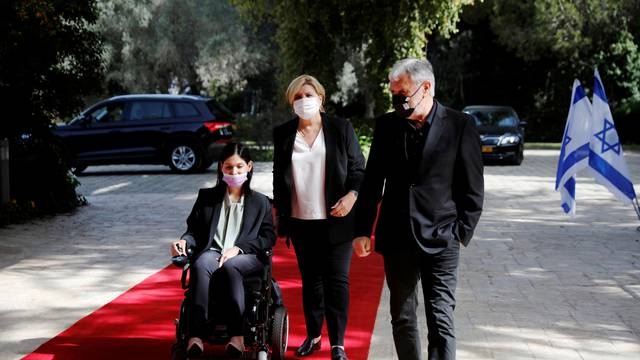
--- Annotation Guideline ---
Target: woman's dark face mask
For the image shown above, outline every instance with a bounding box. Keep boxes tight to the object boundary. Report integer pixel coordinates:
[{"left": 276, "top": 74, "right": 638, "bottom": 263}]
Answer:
[{"left": 392, "top": 83, "right": 423, "bottom": 118}]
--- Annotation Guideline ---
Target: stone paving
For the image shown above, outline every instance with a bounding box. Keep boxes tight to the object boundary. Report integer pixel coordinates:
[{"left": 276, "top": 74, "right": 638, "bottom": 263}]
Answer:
[{"left": 0, "top": 150, "right": 639, "bottom": 360}]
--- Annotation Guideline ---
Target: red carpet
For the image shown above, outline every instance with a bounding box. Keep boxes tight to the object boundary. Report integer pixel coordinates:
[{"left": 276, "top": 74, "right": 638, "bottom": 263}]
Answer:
[
  {"left": 272, "top": 240, "right": 385, "bottom": 360},
  {"left": 22, "top": 239, "right": 385, "bottom": 360}
]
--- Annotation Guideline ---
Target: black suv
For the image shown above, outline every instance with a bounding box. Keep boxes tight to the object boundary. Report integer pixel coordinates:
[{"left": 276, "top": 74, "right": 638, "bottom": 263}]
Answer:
[{"left": 52, "top": 94, "right": 234, "bottom": 174}]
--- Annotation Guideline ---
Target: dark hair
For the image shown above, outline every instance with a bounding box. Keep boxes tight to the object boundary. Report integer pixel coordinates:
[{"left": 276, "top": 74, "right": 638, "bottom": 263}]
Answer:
[{"left": 217, "top": 142, "right": 253, "bottom": 193}]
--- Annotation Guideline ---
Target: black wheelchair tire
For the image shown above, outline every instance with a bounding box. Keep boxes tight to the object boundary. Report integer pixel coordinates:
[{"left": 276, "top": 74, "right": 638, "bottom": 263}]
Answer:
[
  {"left": 270, "top": 306, "right": 288, "bottom": 360},
  {"left": 176, "top": 299, "right": 189, "bottom": 346},
  {"left": 170, "top": 343, "right": 187, "bottom": 360}
]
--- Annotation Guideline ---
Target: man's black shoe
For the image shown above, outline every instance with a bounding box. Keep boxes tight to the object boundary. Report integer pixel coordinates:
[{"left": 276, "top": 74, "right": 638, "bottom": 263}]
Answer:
[
  {"left": 331, "top": 347, "right": 348, "bottom": 360},
  {"left": 295, "top": 338, "right": 321, "bottom": 357}
]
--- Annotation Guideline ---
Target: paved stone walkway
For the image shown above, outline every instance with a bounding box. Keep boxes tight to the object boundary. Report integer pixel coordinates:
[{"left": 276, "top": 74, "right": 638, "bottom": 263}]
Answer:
[{"left": 0, "top": 150, "right": 639, "bottom": 359}]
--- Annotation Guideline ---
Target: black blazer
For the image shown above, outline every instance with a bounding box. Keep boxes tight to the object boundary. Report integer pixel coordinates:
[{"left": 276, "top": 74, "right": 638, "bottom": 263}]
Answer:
[
  {"left": 272, "top": 113, "right": 366, "bottom": 244},
  {"left": 180, "top": 186, "right": 276, "bottom": 256},
  {"left": 355, "top": 101, "right": 484, "bottom": 254}
]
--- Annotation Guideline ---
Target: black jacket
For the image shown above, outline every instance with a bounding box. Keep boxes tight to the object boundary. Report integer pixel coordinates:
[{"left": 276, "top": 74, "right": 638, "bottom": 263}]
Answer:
[
  {"left": 272, "top": 113, "right": 366, "bottom": 244},
  {"left": 355, "top": 102, "right": 484, "bottom": 254},
  {"left": 180, "top": 186, "right": 276, "bottom": 256}
]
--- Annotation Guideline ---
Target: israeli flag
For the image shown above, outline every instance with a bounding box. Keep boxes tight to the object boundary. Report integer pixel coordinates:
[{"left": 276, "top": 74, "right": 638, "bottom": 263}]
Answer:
[
  {"left": 556, "top": 80, "right": 592, "bottom": 216},
  {"left": 588, "top": 69, "right": 637, "bottom": 203}
]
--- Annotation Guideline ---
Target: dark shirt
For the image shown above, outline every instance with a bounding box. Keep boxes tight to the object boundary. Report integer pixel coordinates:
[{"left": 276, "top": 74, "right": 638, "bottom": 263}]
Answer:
[{"left": 404, "top": 102, "right": 437, "bottom": 179}]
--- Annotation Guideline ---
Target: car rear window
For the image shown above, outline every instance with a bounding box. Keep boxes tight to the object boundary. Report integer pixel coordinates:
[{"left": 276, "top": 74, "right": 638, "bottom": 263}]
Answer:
[
  {"left": 173, "top": 102, "right": 200, "bottom": 117},
  {"left": 129, "top": 101, "right": 172, "bottom": 121},
  {"left": 205, "top": 99, "right": 233, "bottom": 117}
]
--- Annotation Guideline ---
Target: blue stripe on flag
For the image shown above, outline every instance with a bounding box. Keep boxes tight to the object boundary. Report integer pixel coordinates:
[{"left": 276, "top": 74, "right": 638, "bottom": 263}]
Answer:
[
  {"left": 562, "top": 202, "right": 571, "bottom": 213},
  {"left": 564, "top": 177, "right": 576, "bottom": 199},
  {"left": 573, "top": 84, "right": 587, "bottom": 104},
  {"left": 594, "top": 74, "right": 608, "bottom": 103},
  {"left": 589, "top": 151, "right": 637, "bottom": 200},
  {"left": 555, "top": 143, "right": 590, "bottom": 189}
]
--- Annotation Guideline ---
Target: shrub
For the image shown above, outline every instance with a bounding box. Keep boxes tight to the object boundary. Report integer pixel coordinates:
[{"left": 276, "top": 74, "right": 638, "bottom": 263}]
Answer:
[{"left": 0, "top": 133, "right": 86, "bottom": 226}]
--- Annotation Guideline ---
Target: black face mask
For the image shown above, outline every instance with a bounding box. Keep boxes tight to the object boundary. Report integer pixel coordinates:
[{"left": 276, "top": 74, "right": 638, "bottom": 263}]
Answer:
[
  {"left": 392, "top": 94, "right": 414, "bottom": 118},
  {"left": 392, "top": 83, "right": 424, "bottom": 118}
]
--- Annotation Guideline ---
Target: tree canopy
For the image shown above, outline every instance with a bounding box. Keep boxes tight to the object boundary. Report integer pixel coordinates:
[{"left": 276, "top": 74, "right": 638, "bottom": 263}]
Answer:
[
  {"left": 232, "top": 0, "right": 476, "bottom": 116},
  {"left": 431, "top": 0, "right": 640, "bottom": 140},
  {"left": 96, "top": 0, "right": 270, "bottom": 98},
  {"left": 4, "top": 0, "right": 638, "bottom": 143},
  {"left": 0, "top": 0, "right": 104, "bottom": 137}
]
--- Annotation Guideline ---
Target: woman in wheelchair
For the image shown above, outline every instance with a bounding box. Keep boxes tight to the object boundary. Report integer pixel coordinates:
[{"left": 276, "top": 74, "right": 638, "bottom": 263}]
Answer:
[{"left": 170, "top": 142, "right": 276, "bottom": 358}]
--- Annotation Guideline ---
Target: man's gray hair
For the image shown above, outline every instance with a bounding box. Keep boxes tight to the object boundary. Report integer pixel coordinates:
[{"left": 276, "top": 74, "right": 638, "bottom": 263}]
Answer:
[{"left": 389, "top": 58, "right": 436, "bottom": 97}]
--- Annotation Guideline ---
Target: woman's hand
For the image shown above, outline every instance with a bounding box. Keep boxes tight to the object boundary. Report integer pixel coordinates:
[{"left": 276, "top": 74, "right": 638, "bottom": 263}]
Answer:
[
  {"left": 219, "top": 246, "right": 242, "bottom": 267},
  {"left": 171, "top": 239, "right": 187, "bottom": 256},
  {"left": 330, "top": 191, "right": 357, "bottom": 217},
  {"left": 353, "top": 236, "right": 372, "bottom": 257}
]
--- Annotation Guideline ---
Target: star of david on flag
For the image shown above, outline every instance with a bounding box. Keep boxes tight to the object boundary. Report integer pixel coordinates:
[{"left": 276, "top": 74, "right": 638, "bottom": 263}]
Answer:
[
  {"left": 593, "top": 119, "right": 621, "bottom": 155},
  {"left": 588, "top": 69, "right": 636, "bottom": 204}
]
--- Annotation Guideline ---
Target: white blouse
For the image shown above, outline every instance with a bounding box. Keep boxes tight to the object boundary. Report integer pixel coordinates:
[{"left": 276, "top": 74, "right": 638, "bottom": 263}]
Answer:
[{"left": 291, "top": 128, "right": 327, "bottom": 220}]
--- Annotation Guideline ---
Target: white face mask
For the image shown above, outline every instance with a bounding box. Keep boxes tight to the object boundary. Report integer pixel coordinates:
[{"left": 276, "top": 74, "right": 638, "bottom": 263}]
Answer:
[{"left": 293, "top": 97, "right": 321, "bottom": 119}]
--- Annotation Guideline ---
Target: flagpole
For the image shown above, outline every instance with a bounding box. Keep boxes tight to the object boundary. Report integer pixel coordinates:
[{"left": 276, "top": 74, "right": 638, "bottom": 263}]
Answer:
[{"left": 633, "top": 197, "right": 640, "bottom": 232}]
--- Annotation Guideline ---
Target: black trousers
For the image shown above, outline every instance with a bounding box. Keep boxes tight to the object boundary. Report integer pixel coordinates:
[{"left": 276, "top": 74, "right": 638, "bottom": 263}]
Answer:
[
  {"left": 189, "top": 249, "right": 264, "bottom": 337},
  {"left": 290, "top": 219, "right": 353, "bottom": 346},
  {"left": 384, "top": 240, "right": 460, "bottom": 360}
]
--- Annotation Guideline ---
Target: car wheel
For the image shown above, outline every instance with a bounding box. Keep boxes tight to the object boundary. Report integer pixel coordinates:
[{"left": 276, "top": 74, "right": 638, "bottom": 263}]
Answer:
[
  {"left": 168, "top": 143, "right": 202, "bottom": 173},
  {"left": 510, "top": 145, "right": 524, "bottom": 166}
]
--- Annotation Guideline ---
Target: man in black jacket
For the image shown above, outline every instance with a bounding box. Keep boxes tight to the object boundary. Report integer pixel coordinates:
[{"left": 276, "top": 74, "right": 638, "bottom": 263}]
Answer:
[{"left": 353, "top": 58, "right": 484, "bottom": 360}]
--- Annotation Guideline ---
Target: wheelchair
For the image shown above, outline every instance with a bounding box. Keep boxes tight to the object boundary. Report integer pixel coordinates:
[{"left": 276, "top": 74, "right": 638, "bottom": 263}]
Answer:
[{"left": 170, "top": 248, "right": 289, "bottom": 360}]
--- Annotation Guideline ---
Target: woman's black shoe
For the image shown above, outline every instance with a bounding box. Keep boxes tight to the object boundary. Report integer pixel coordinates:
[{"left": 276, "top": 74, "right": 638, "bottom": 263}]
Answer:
[
  {"left": 331, "top": 347, "right": 348, "bottom": 360},
  {"left": 186, "top": 339, "right": 204, "bottom": 358},
  {"left": 295, "top": 338, "right": 321, "bottom": 356},
  {"left": 225, "top": 343, "right": 244, "bottom": 358}
]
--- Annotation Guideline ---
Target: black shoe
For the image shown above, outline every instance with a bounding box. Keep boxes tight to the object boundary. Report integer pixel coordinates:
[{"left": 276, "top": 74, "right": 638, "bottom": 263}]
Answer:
[
  {"left": 186, "top": 338, "right": 204, "bottom": 358},
  {"left": 295, "top": 337, "right": 321, "bottom": 357},
  {"left": 225, "top": 342, "right": 244, "bottom": 359},
  {"left": 331, "top": 347, "right": 348, "bottom": 360}
]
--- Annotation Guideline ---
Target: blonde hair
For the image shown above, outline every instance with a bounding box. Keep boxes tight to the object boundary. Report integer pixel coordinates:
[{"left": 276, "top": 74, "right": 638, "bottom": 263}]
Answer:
[{"left": 285, "top": 75, "right": 326, "bottom": 109}]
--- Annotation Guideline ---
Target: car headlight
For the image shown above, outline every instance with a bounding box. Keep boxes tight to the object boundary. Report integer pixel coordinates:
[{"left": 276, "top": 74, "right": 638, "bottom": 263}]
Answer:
[{"left": 499, "top": 134, "right": 520, "bottom": 145}]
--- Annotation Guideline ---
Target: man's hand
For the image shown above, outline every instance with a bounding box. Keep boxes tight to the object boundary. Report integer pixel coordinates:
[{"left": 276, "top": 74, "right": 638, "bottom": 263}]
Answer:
[
  {"left": 353, "top": 236, "right": 372, "bottom": 257},
  {"left": 171, "top": 239, "right": 187, "bottom": 257},
  {"left": 219, "top": 246, "right": 242, "bottom": 267},
  {"left": 330, "top": 191, "right": 357, "bottom": 217}
]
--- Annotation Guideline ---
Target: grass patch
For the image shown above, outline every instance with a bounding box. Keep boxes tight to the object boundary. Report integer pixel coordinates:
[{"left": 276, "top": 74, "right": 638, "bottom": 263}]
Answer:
[
  {"left": 525, "top": 143, "right": 562, "bottom": 150},
  {"left": 526, "top": 143, "right": 640, "bottom": 152}
]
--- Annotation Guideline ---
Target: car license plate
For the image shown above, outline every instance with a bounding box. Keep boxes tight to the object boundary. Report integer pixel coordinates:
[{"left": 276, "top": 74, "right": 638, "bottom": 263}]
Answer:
[{"left": 482, "top": 146, "right": 493, "bottom": 153}]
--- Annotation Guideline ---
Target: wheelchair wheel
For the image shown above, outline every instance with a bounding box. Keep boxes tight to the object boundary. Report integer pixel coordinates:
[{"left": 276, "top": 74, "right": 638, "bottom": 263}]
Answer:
[
  {"left": 175, "top": 299, "right": 189, "bottom": 346},
  {"left": 270, "top": 306, "right": 288, "bottom": 360},
  {"left": 171, "top": 343, "right": 187, "bottom": 360}
]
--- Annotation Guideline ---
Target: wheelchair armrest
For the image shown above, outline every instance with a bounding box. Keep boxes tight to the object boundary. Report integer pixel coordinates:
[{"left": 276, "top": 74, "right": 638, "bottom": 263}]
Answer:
[
  {"left": 170, "top": 246, "right": 195, "bottom": 268},
  {"left": 257, "top": 248, "right": 273, "bottom": 263},
  {"left": 171, "top": 255, "right": 188, "bottom": 268}
]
